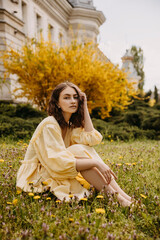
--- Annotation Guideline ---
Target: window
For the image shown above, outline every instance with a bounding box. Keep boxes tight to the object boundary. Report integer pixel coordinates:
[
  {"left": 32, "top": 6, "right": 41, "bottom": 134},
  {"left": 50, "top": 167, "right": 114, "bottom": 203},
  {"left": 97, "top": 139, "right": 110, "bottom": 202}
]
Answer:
[
  {"left": 48, "top": 24, "right": 54, "bottom": 41},
  {"left": 36, "top": 13, "right": 42, "bottom": 39},
  {"left": 22, "top": 1, "right": 27, "bottom": 35},
  {"left": 59, "top": 33, "right": 63, "bottom": 47}
]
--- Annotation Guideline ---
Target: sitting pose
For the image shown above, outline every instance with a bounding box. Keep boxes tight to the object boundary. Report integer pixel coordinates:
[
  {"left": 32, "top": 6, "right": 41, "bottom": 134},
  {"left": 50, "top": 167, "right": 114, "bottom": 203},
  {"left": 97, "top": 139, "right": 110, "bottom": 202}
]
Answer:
[{"left": 16, "top": 82, "right": 132, "bottom": 206}]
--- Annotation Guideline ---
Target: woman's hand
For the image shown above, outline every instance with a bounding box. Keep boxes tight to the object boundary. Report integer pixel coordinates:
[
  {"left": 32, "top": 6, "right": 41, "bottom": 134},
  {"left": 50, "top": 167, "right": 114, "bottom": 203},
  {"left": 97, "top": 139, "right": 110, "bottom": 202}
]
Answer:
[
  {"left": 79, "top": 91, "right": 87, "bottom": 103},
  {"left": 96, "top": 162, "right": 117, "bottom": 184}
]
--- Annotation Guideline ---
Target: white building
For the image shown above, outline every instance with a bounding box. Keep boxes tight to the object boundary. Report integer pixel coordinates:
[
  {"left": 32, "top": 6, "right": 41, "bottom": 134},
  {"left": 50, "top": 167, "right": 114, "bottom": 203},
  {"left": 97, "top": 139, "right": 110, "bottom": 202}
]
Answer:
[
  {"left": 121, "top": 49, "right": 141, "bottom": 91},
  {"left": 0, "top": 0, "right": 105, "bottom": 101}
]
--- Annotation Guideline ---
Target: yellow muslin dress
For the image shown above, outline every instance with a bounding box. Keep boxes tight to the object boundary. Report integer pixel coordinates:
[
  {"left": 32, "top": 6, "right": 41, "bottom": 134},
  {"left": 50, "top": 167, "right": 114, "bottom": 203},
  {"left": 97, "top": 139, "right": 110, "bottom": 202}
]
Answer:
[{"left": 16, "top": 116, "right": 103, "bottom": 201}]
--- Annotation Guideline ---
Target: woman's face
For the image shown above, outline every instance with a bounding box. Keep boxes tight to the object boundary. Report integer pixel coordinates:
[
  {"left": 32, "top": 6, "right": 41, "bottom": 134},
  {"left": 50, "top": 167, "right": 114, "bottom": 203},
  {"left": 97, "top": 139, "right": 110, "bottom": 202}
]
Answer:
[{"left": 58, "top": 86, "right": 79, "bottom": 114}]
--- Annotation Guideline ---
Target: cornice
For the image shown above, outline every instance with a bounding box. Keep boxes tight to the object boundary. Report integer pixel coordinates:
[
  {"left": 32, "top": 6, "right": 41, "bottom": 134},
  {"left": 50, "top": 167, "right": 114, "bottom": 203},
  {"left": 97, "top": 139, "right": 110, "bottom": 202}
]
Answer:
[
  {"left": 33, "top": 0, "right": 72, "bottom": 29},
  {"left": 0, "top": 8, "right": 24, "bottom": 26},
  {"left": 70, "top": 22, "right": 99, "bottom": 35},
  {"left": 69, "top": 8, "right": 106, "bottom": 27}
]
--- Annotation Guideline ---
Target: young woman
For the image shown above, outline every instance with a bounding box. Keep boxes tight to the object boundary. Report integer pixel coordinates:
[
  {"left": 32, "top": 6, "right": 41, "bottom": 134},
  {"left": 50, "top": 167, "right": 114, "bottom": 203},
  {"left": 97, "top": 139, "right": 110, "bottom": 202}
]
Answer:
[{"left": 16, "top": 82, "right": 132, "bottom": 206}]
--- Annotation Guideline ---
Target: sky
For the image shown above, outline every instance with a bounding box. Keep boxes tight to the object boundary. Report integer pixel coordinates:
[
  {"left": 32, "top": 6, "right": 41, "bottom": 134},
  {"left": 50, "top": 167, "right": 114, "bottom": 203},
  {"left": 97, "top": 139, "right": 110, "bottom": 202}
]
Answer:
[{"left": 94, "top": 0, "right": 160, "bottom": 92}]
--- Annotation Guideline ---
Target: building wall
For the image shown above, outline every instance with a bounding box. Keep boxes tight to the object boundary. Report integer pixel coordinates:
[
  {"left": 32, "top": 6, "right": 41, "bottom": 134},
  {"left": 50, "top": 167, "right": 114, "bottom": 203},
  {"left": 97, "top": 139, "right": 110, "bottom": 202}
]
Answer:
[{"left": 0, "top": 0, "right": 105, "bottom": 101}]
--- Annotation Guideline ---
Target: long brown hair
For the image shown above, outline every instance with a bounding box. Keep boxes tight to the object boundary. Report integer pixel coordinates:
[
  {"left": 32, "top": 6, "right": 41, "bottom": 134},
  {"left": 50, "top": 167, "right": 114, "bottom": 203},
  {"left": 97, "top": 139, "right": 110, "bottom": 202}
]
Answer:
[{"left": 48, "top": 82, "right": 84, "bottom": 128}]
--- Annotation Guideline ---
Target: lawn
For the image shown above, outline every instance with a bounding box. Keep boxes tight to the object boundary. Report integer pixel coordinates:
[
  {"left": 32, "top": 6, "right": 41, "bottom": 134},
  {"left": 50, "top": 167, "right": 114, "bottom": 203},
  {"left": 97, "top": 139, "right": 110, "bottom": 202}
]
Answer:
[{"left": 0, "top": 139, "right": 160, "bottom": 240}]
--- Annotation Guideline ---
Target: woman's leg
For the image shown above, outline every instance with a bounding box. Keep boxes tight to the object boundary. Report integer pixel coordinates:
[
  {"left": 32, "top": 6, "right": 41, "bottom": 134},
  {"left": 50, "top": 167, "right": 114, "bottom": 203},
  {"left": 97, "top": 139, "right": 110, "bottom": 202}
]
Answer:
[
  {"left": 80, "top": 167, "right": 131, "bottom": 207},
  {"left": 109, "top": 179, "right": 132, "bottom": 201}
]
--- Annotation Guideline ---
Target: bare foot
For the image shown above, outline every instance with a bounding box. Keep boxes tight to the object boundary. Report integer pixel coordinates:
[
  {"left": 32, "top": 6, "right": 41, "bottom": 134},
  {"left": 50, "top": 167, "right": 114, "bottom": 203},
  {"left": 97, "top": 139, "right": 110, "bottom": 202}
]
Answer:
[{"left": 117, "top": 194, "right": 132, "bottom": 207}]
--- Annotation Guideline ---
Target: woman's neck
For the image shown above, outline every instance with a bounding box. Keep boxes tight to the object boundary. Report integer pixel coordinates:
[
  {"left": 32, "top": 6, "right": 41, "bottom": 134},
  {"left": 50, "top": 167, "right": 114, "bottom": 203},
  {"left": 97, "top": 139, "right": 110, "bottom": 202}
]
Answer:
[{"left": 62, "top": 112, "right": 72, "bottom": 123}]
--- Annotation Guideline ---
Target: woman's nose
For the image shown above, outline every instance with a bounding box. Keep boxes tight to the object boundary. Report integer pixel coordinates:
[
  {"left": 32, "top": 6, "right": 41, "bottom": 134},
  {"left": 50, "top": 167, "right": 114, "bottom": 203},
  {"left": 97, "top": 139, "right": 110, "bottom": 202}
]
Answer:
[{"left": 71, "top": 97, "right": 76, "bottom": 102}]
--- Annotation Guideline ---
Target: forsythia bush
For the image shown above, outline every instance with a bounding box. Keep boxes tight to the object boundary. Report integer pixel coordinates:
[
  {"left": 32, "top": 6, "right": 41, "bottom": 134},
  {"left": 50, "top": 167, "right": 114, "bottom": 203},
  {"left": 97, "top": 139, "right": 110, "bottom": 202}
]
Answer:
[{"left": 2, "top": 38, "right": 136, "bottom": 118}]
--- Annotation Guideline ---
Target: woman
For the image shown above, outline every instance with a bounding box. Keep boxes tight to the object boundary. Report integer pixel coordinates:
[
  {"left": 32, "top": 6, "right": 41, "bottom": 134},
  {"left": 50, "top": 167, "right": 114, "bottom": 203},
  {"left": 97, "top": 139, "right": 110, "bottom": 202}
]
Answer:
[{"left": 16, "top": 82, "right": 132, "bottom": 206}]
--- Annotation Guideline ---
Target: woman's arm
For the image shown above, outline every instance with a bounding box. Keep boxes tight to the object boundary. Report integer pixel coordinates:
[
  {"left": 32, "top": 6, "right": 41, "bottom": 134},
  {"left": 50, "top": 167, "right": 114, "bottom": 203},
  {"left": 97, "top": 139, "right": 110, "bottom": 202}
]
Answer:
[
  {"left": 76, "top": 158, "right": 117, "bottom": 184},
  {"left": 80, "top": 92, "right": 94, "bottom": 132}
]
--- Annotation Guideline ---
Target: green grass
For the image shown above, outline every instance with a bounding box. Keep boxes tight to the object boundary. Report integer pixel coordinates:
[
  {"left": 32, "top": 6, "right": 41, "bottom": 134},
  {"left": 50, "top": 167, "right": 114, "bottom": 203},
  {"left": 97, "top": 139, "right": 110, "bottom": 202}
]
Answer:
[{"left": 0, "top": 140, "right": 160, "bottom": 240}]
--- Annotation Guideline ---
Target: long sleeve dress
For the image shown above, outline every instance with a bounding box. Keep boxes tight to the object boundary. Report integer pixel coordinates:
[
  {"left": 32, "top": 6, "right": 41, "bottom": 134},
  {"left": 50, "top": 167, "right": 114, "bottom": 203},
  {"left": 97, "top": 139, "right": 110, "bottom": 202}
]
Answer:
[{"left": 16, "top": 116, "right": 103, "bottom": 201}]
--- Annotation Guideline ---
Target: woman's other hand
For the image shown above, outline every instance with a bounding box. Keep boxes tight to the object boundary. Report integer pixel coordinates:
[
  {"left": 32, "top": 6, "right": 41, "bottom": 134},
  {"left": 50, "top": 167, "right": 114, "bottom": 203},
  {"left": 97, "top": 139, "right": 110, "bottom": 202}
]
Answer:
[{"left": 96, "top": 162, "right": 117, "bottom": 184}]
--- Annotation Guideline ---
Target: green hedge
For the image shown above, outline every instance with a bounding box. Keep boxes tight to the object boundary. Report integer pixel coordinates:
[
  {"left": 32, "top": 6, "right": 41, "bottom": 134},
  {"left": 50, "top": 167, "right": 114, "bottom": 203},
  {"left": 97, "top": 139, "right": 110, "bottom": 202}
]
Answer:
[
  {"left": 0, "top": 100, "right": 160, "bottom": 141},
  {"left": 0, "top": 102, "right": 47, "bottom": 140}
]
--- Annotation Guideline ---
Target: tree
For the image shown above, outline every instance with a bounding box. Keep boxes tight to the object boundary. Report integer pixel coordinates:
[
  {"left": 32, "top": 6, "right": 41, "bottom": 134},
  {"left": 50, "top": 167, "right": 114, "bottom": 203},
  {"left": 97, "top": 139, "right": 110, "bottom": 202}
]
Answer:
[
  {"left": 154, "top": 86, "right": 158, "bottom": 104},
  {"left": 2, "top": 38, "right": 136, "bottom": 118},
  {"left": 131, "top": 45, "right": 145, "bottom": 91}
]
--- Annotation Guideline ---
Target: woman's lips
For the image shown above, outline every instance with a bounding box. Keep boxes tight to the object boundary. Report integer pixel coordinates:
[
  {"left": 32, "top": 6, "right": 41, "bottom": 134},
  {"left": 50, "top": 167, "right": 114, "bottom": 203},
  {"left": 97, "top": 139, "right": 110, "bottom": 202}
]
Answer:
[{"left": 70, "top": 106, "right": 77, "bottom": 108}]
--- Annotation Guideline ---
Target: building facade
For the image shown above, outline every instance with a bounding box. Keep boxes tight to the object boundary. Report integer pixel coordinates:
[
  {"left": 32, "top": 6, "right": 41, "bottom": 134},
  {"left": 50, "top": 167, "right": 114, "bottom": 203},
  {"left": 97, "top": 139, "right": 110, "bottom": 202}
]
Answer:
[{"left": 0, "top": 0, "right": 105, "bottom": 101}]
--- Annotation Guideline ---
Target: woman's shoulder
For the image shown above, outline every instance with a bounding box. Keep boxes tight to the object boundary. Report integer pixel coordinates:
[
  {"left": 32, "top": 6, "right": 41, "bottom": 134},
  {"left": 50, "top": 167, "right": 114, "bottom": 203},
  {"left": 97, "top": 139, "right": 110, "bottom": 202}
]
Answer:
[
  {"left": 40, "top": 116, "right": 59, "bottom": 126},
  {"left": 31, "top": 116, "right": 60, "bottom": 143}
]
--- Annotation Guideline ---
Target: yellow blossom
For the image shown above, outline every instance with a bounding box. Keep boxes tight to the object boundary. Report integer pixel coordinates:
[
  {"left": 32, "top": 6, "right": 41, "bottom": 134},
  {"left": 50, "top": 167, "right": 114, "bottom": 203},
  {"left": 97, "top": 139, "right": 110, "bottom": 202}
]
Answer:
[
  {"left": 69, "top": 218, "right": 74, "bottom": 222},
  {"left": 140, "top": 194, "right": 147, "bottom": 199},
  {"left": 80, "top": 198, "right": 88, "bottom": 201},
  {"left": 33, "top": 196, "right": 41, "bottom": 200},
  {"left": 42, "top": 181, "right": 48, "bottom": 186},
  {"left": 7, "top": 202, "right": 12, "bottom": 205},
  {"left": 111, "top": 139, "right": 114, "bottom": 142},
  {"left": 12, "top": 199, "right": 18, "bottom": 205},
  {"left": 132, "top": 162, "right": 137, "bottom": 166},
  {"left": 96, "top": 195, "right": 104, "bottom": 199},
  {"left": 56, "top": 200, "right": 61, "bottom": 203},
  {"left": 117, "top": 163, "right": 122, "bottom": 166},
  {"left": 46, "top": 197, "right": 51, "bottom": 200},
  {"left": 95, "top": 208, "right": 105, "bottom": 214},
  {"left": 69, "top": 194, "right": 74, "bottom": 198},
  {"left": 101, "top": 142, "right": 104, "bottom": 144},
  {"left": 140, "top": 159, "right": 144, "bottom": 162},
  {"left": 9, "top": 165, "right": 12, "bottom": 168},
  {"left": 16, "top": 190, "right": 22, "bottom": 194},
  {"left": 108, "top": 135, "right": 111, "bottom": 138},
  {"left": 119, "top": 156, "right": 123, "bottom": 159},
  {"left": 28, "top": 193, "right": 34, "bottom": 197},
  {"left": 28, "top": 182, "right": 34, "bottom": 185},
  {"left": 51, "top": 215, "right": 56, "bottom": 218},
  {"left": 0, "top": 159, "right": 4, "bottom": 162},
  {"left": 125, "top": 163, "right": 131, "bottom": 165}
]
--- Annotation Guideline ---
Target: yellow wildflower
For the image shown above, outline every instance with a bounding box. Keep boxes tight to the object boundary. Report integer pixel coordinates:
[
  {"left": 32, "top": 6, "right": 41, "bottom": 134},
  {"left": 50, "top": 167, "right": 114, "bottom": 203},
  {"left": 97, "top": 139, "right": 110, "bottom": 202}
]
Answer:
[
  {"left": 132, "top": 162, "right": 137, "bottom": 166},
  {"left": 140, "top": 194, "right": 147, "bottom": 199},
  {"left": 69, "top": 194, "right": 74, "bottom": 198},
  {"left": 117, "top": 163, "right": 122, "bottom": 166},
  {"left": 80, "top": 198, "right": 88, "bottom": 201},
  {"left": 119, "top": 156, "right": 123, "bottom": 159},
  {"left": 108, "top": 135, "right": 111, "bottom": 138},
  {"left": 69, "top": 218, "right": 74, "bottom": 222},
  {"left": 101, "top": 142, "right": 104, "bottom": 144},
  {"left": 0, "top": 159, "right": 4, "bottom": 163},
  {"left": 28, "top": 182, "right": 34, "bottom": 185},
  {"left": 111, "top": 139, "right": 114, "bottom": 142},
  {"left": 16, "top": 190, "right": 22, "bottom": 194},
  {"left": 12, "top": 199, "right": 18, "bottom": 205},
  {"left": 140, "top": 159, "right": 144, "bottom": 162},
  {"left": 46, "top": 197, "right": 51, "bottom": 200},
  {"left": 51, "top": 214, "right": 56, "bottom": 218},
  {"left": 125, "top": 163, "right": 131, "bottom": 165},
  {"left": 28, "top": 193, "right": 34, "bottom": 197},
  {"left": 33, "top": 196, "right": 41, "bottom": 200},
  {"left": 96, "top": 195, "right": 104, "bottom": 199},
  {"left": 7, "top": 202, "right": 12, "bottom": 205},
  {"left": 42, "top": 181, "right": 48, "bottom": 186},
  {"left": 95, "top": 208, "right": 105, "bottom": 214},
  {"left": 9, "top": 165, "right": 12, "bottom": 168},
  {"left": 56, "top": 200, "right": 61, "bottom": 203}
]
